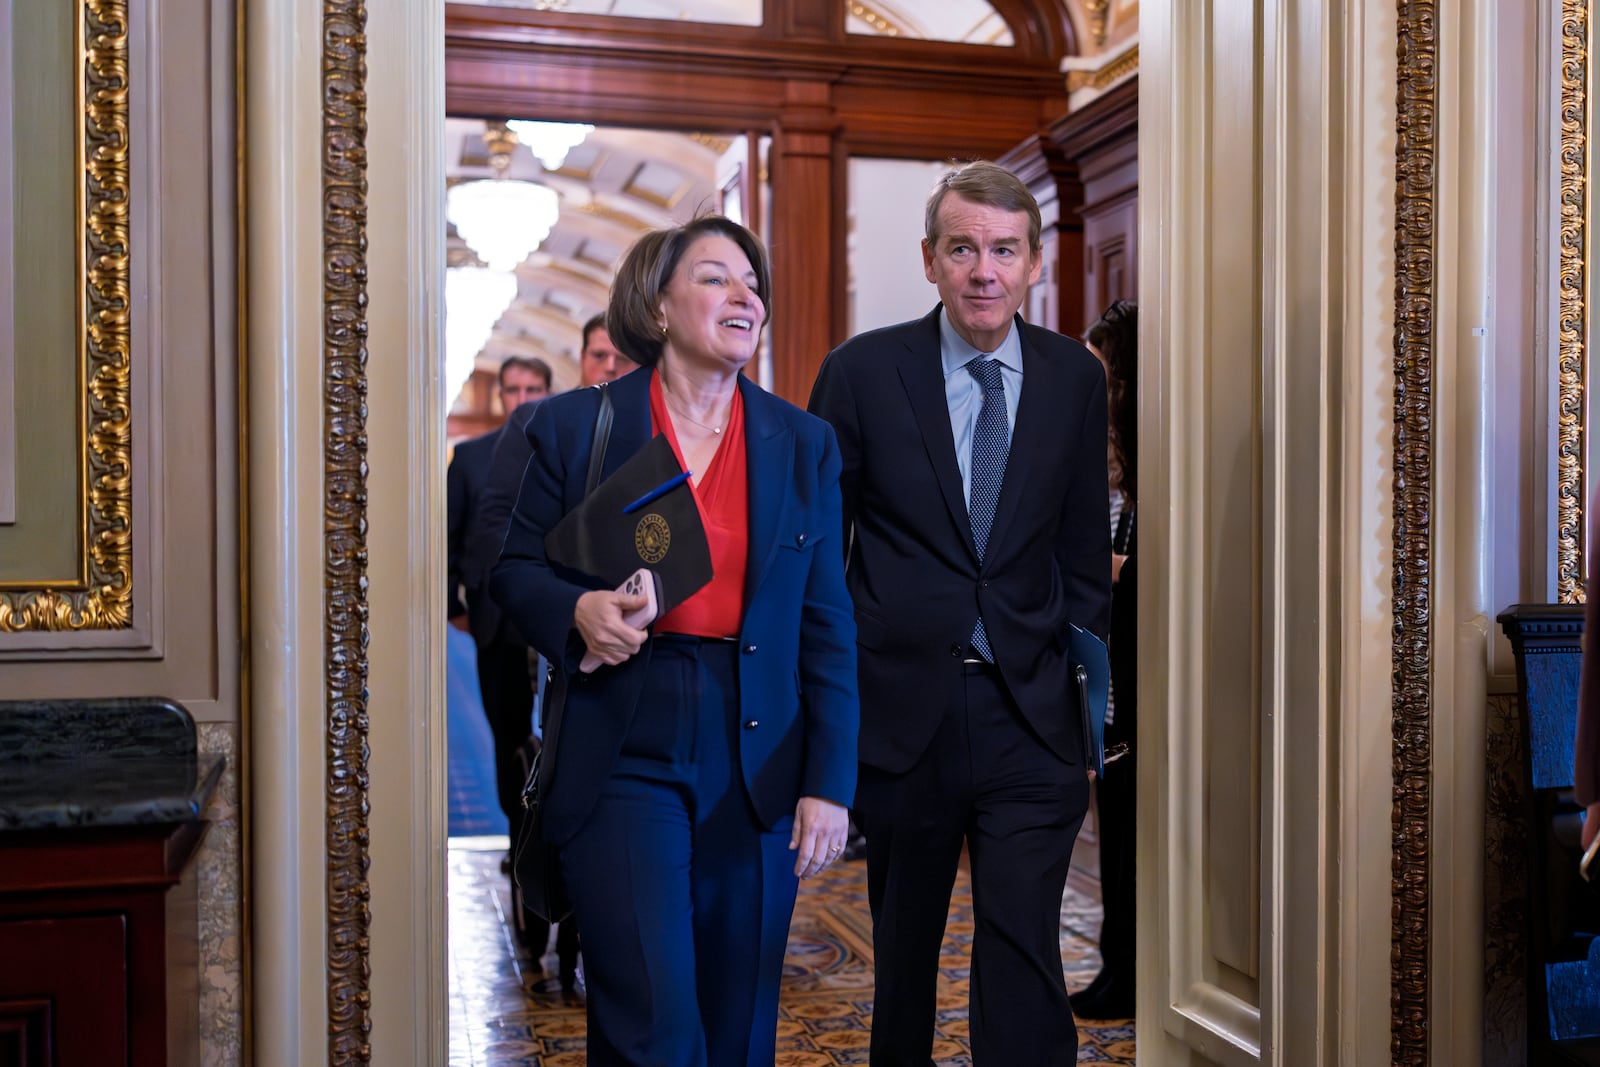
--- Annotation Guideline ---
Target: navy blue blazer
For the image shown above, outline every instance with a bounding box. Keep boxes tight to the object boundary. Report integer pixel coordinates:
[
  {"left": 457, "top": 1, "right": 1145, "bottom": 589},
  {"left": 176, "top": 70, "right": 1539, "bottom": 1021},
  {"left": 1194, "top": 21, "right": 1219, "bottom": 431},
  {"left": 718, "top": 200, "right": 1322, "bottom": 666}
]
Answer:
[
  {"left": 809, "top": 307, "right": 1112, "bottom": 774},
  {"left": 491, "top": 367, "right": 860, "bottom": 846}
]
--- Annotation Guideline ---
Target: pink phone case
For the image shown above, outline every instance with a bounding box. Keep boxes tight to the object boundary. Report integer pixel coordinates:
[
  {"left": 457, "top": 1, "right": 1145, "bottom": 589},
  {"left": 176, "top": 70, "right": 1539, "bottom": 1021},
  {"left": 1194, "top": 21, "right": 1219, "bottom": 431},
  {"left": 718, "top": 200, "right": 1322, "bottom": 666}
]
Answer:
[{"left": 579, "top": 568, "right": 659, "bottom": 673}]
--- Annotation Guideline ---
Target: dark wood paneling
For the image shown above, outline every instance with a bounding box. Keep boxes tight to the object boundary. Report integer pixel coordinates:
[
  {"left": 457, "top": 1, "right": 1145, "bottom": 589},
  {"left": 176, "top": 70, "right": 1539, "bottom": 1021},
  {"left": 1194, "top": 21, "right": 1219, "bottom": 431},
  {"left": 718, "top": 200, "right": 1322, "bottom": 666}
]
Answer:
[
  {"left": 769, "top": 79, "right": 845, "bottom": 402},
  {"left": 1048, "top": 77, "right": 1139, "bottom": 330},
  {"left": 1000, "top": 134, "right": 1083, "bottom": 335},
  {"left": 0, "top": 916, "right": 128, "bottom": 1066},
  {"left": 1084, "top": 195, "right": 1137, "bottom": 325},
  {"left": 0, "top": 998, "right": 53, "bottom": 1066},
  {"left": 0, "top": 821, "right": 207, "bottom": 1066}
]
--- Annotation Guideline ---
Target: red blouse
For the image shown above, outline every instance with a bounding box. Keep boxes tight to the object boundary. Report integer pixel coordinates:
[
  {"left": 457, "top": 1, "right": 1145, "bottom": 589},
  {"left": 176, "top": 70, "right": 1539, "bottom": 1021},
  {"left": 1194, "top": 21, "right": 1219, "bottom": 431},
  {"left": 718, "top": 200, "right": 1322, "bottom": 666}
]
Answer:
[{"left": 649, "top": 372, "right": 748, "bottom": 637}]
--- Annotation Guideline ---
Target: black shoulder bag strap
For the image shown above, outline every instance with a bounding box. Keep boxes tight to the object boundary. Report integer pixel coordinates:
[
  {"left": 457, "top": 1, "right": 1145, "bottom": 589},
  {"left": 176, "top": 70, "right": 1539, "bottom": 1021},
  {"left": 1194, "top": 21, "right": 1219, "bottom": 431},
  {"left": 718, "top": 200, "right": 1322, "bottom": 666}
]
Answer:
[
  {"left": 534, "top": 381, "right": 613, "bottom": 793},
  {"left": 585, "top": 381, "right": 614, "bottom": 496}
]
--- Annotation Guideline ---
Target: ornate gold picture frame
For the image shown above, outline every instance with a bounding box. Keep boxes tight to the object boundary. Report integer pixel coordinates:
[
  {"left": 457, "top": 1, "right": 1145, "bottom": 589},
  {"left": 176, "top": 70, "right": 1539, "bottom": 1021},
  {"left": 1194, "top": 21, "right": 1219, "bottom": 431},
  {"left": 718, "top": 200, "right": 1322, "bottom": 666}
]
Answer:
[{"left": 0, "top": 0, "right": 132, "bottom": 632}]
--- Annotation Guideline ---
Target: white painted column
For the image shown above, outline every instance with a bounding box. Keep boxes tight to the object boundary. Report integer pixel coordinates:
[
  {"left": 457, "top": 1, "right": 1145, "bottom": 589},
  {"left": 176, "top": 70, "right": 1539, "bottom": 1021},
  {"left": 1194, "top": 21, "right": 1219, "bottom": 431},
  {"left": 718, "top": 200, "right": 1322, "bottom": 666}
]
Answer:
[{"left": 245, "top": 0, "right": 334, "bottom": 1061}]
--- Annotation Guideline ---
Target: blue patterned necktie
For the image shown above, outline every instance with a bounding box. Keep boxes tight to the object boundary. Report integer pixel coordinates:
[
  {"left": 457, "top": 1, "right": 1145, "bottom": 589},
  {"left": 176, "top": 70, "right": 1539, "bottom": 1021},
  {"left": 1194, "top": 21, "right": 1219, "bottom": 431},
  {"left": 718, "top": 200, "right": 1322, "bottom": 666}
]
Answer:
[{"left": 967, "top": 357, "right": 1010, "bottom": 661}]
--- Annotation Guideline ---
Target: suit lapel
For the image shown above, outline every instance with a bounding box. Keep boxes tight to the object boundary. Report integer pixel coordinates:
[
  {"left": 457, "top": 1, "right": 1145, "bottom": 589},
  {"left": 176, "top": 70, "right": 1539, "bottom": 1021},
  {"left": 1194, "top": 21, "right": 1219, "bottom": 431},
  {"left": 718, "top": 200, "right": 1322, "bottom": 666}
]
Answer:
[
  {"left": 896, "top": 308, "right": 978, "bottom": 564},
  {"left": 740, "top": 376, "right": 792, "bottom": 607},
  {"left": 986, "top": 321, "right": 1059, "bottom": 562}
]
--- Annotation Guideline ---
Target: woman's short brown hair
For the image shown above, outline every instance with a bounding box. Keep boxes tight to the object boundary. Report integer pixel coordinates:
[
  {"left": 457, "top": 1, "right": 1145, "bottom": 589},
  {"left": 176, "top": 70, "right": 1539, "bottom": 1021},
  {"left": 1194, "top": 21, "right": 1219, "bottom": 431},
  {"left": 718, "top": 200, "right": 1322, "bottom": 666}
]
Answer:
[{"left": 607, "top": 215, "right": 773, "bottom": 368}]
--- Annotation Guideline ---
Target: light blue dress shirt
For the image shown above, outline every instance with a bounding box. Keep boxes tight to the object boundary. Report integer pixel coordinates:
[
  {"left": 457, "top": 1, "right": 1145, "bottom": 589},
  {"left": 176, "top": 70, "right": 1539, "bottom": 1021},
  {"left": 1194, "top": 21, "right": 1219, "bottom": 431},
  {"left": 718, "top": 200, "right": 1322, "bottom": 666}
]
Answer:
[{"left": 939, "top": 307, "right": 1023, "bottom": 507}]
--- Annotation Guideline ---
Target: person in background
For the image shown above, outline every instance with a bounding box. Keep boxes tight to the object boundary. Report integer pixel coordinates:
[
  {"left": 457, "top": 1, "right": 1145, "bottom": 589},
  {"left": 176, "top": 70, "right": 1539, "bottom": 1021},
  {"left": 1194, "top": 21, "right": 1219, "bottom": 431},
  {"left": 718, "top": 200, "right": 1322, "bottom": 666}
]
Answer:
[
  {"left": 492, "top": 215, "right": 858, "bottom": 1065},
  {"left": 466, "top": 394, "right": 581, "bottom": 997},
  {"left": 808, "top": 161, "right": 1111, "bottom": 1065},
  {"left": 446, "top": 355, "right": 553, "bottom": 951},
  {"left": 449, "top": 356, "right": 552, "bottom": 635},
  {"left": 1071, "top": 299, "right": 1139, "bottom": 1021},
  {"left": 577, "top": 311, "right": 636, "bottom": 386}
]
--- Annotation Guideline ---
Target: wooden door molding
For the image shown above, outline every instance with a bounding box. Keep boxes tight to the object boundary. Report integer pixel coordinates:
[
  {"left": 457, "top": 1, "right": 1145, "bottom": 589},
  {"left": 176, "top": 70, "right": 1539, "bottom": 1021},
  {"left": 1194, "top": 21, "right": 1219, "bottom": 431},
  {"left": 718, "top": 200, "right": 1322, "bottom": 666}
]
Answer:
[{"left": 444, "top": 25, "right": 1068, "bottom": 159}]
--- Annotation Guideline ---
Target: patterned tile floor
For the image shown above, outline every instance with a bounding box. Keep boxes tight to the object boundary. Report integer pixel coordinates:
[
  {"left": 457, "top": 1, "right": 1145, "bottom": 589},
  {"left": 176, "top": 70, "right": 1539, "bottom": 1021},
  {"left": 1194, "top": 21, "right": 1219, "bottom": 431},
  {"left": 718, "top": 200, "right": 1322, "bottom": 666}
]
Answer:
[{"left": 448, "top": 837, "right": 1136, "bottom": 1065}]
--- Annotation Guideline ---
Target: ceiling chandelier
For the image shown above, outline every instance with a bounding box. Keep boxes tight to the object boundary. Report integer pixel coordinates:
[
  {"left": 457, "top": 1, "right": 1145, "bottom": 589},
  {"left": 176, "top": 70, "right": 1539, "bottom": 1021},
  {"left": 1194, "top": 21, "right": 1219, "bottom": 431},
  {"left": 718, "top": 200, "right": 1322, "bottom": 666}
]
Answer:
[
  {"left": 444, "top": 121, "right": 575, "bottom": 405},
  {"left": 507, "top": 119, "right": 595, "bottom": 171}
]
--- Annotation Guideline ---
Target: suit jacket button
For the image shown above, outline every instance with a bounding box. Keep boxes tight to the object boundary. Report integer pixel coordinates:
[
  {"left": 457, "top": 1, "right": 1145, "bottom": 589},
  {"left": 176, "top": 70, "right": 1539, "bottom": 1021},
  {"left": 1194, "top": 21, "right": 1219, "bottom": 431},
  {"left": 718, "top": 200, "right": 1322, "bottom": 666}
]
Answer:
[
  {"left": 950, "top": 644, "right": 963, "bottom": 658},
  {"left": 796, "top": 532, "right": 808, "bottom": 547},
  {"left": 744, "top": 719, "right": 759, "bottom": 729},
  {"left": 743, "top": 644, "right": 757, "bottom": 654}
]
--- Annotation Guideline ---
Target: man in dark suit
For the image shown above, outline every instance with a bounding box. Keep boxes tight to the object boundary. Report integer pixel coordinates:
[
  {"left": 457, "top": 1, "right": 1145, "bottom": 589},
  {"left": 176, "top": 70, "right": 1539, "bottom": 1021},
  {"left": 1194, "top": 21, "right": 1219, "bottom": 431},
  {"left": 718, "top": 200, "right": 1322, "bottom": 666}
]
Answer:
[
  {"left": 446, "top": 355, "right": 550, "bottom": 948},
  {"left": 448, "top": 355, "right": 553, "bottom": 953},
  {"left": 449, "top": 355, "right": 552, "bottom": 636},
  {"left": 808, "top": 161, "right": 1111, "bottom": 1065},
  {"left": 464, "top": 394, "right": 584, "bottom": 994}
]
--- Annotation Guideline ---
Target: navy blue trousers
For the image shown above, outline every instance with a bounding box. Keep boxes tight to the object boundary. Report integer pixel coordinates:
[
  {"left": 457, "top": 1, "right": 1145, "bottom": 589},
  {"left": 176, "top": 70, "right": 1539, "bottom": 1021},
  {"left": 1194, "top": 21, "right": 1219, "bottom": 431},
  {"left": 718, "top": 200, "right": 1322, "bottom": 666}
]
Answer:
[{"left": 558, "top": 636, "right": 800, "bottom": 1067}]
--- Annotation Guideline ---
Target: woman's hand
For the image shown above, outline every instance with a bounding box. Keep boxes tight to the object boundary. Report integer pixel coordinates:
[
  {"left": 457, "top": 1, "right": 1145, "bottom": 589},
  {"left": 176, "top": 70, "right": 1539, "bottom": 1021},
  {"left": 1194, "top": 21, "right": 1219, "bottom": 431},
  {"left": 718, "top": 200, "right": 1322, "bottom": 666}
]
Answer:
[
  {"left": 573, "top": 588, "right": 651, "bottom": 667},
  {"left": 1584, "top": 801, "right": 1600, "bottom": 851},
  {"left": 790, "top": 797, "right": 850, "bottom": 879},
  {"left": 1112, "top": 553, "right": 1128, "bottom": 584}
]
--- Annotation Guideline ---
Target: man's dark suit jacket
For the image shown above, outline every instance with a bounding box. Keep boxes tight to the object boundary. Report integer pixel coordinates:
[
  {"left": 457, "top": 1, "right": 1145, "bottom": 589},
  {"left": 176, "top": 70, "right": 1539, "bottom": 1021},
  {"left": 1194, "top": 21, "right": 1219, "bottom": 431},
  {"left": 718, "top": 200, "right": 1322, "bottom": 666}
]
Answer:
[
  {"left": 490, "top": 369, "right": 860, "bottom": 846},
  {"left": 808, "top": 306, "right": 1112, "bottom": 774},
  {"left": 462, "top": 400, "right": 544, "bottom": 649},
  {"left": 446, "top": 429, "right": 499, "bottom": 625}
]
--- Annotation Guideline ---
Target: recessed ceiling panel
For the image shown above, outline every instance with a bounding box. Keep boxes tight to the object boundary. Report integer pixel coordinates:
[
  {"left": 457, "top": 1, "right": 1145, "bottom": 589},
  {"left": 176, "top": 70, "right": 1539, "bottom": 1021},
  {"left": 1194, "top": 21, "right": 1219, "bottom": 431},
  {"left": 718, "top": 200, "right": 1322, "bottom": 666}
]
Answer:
[
  {"left": 622, "top": 160, "right": 691, "bottom": 209},
  {"left": 846, "top": 0, "right": 1014, "bottom": 45},
  {"left": 462, "top": 0, "right": 762, "bottom": 26}
]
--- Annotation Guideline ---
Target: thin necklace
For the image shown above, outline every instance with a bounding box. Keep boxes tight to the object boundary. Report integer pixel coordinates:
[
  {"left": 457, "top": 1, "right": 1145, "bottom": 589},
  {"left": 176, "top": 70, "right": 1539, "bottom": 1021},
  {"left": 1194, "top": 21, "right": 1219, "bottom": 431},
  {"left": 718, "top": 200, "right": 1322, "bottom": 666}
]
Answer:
[{"left": 662, "top": 388, "right": 729, "bottom": 436}]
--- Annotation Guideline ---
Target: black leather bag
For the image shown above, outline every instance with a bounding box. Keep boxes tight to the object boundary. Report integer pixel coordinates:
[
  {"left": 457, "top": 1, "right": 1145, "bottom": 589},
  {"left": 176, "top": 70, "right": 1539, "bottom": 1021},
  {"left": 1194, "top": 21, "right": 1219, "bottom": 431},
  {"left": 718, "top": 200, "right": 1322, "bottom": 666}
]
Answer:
[
  {"left": 512, "top": 383, "right": 613, "bottom": 924},
  {"left": 513, "top": 734, "right": 569, "bottom": 923}
]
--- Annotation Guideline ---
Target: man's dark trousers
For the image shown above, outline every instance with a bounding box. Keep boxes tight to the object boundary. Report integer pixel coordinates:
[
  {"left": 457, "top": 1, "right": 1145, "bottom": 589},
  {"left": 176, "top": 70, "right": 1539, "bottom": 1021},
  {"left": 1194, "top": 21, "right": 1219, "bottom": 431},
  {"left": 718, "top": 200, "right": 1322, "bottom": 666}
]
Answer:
[{"left": 855, "top": 662, "right": 1089, "bottom": 1065}]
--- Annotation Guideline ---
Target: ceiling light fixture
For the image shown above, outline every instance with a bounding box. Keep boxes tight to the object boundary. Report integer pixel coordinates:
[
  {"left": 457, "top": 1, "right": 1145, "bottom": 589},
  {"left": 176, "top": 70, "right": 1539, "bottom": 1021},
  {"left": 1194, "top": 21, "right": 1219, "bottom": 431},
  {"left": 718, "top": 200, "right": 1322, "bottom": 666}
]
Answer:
[
  {"left": 445, "top": 267, "right": 519, "bottom": 407},
  {"left": 507, "top": 119, "right": 595, "bottom": 171}
]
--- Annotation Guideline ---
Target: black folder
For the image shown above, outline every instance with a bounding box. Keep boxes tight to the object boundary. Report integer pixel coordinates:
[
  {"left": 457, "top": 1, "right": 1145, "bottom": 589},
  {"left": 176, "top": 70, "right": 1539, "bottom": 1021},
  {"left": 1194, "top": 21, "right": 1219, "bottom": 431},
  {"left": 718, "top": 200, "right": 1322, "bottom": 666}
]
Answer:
[
  {"left": 1070, "top": 624, "right": 1112, "bottom": 777},
  {"left": 544, "top": 433, "right": 714, "bottom": 614}
]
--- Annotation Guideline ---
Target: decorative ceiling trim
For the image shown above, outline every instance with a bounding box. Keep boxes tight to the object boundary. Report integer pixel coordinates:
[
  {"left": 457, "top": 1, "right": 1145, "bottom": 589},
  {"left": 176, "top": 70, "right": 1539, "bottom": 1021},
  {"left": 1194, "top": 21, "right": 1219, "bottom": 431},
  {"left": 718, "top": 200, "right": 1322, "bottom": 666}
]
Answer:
[
  {"left": 322, "top": 0, "right": 373, "bottom": 1062},
  {"left": 576, "top": 198, "right": 655, "bottom": 233},
  {"left": 1083, "top": 0, "right": 1109, "bottom": 46},
  {"left": 1090, "top": 42, "right": 1137, "bottom": 89},
  {"left": 848, "top": 1, "right": 904, "bottom": 37}
]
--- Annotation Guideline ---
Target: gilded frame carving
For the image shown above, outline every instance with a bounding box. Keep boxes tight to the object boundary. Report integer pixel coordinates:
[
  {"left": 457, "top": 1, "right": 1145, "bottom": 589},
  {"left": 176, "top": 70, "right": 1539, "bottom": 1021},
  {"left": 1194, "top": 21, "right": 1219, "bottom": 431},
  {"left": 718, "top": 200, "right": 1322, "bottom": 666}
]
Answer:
[
  {"left": 0, "top": 0, "right": 133, "bottom": 632},
  {"left": 322, "top": 1, "right": 374, "bottom": 1062},
  {"left": 1559, "top": 0, "right": 1589, "bottom": 604},
  {"left": 1393, "top": 0, "right": 1436, "bottom": 1062}
]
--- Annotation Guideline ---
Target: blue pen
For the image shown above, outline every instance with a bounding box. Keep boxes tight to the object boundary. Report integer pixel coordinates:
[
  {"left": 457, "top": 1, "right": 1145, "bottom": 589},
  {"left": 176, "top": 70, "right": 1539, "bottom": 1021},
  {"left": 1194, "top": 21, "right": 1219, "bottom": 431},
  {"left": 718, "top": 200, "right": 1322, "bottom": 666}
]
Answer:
[{"left": 622, "top": 470, "right": 693, "bottom": 514}]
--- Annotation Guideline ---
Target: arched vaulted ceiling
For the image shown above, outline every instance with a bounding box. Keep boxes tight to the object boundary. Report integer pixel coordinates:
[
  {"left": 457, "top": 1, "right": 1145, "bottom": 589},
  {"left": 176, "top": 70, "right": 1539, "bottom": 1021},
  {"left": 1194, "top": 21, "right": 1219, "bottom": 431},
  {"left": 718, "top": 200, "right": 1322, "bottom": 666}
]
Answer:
[{"left": 446, "top": 118, "right": 722, "bottom": 398}]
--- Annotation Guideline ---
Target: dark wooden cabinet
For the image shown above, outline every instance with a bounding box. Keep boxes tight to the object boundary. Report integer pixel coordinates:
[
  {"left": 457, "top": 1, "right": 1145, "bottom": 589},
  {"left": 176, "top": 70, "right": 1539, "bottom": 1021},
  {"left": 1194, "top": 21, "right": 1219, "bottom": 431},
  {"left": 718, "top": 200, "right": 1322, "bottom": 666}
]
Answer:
[{"left": 0, "top": 821, "right": 206, "bottom": 1067}]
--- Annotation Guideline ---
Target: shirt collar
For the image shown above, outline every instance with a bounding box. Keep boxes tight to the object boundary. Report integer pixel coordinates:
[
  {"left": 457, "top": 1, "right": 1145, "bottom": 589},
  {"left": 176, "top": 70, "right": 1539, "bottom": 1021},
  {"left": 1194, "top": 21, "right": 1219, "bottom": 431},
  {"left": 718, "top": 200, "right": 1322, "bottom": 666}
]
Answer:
[{"left": 938, "top": 305, "right": 1023, "bottom": 379}]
